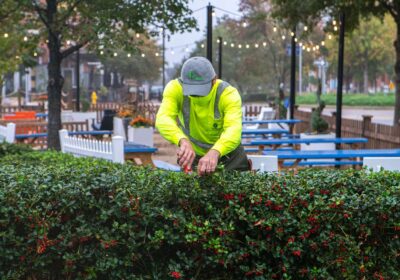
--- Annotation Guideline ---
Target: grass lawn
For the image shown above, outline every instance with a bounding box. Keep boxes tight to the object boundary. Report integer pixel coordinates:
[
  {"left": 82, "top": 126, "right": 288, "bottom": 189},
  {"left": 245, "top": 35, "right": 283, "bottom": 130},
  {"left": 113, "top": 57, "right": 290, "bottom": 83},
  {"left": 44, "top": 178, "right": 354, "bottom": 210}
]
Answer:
[{"left": 296, "top": 92, "right": 395, "bottom": 106}]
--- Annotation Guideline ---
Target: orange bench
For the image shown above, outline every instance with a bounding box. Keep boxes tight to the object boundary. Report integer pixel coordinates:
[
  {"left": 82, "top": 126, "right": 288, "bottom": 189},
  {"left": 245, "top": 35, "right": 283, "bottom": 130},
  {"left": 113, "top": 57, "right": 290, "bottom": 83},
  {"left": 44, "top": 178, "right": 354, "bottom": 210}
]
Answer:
[{"left": 3, "top": 111, "right": 37, "bottom": 121}]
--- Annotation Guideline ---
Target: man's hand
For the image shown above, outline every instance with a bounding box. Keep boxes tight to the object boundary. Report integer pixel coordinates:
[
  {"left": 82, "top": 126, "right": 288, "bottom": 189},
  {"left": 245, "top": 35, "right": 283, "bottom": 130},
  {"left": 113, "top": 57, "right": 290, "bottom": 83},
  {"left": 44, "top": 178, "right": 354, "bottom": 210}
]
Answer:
[
  {"left": 197, "top": 149, "right": 220, "bottom": 176},
  {"left": 177, "top": 138, "right": 195, "bottom": 169}
]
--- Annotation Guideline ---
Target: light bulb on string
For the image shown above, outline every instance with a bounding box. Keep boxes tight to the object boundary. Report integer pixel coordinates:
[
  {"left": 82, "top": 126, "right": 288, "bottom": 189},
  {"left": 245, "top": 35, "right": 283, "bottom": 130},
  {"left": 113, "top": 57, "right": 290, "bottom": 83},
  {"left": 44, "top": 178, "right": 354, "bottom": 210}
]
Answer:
[
  {"left": 316, "top": 45, "right": 320, "bottom": 50},
  {"left": 223, "top": 41, "right": 227, "bottom": 45},
  {"left": 334, "top": 26, "right": 338, "bottom": 31},
  {"left": 328, "top": 34, "right": 332, "bottom": 40},
  {"left": 100, "top": 50, "right": 104, "bottom": 55},
  {"left": 216, "top": 39, "right": 220, "bottom": 43},
  {"left": 242, "top": 22, "right": 247, "bottom": 28},
  {"left": 16, "top": 55, "right": 20, "bottom": 59},
  {"left": 127, "top": 53, "right": 131, "bottom": 57},
  {"left": 141, "top": 53, "right": 145, "bottom": 57},
  {"left": 23, "top": 36, "right": 28, "bottom": 42},
  {"left": 4, "top": 33, "right": 8, "bottom": 38},
  {"left": 299, "top": 42, "right": 303, "bottom": 46},
  {"left": 230, "top": 43, "right": 234, "bottom": 48},
  {"left": 155, "top": 52, "right": 159, "bottom": 56},
  {"left": 114, "top": 52, "right": 118, "bottom": 57},
  {"left": 201, "top": 44, "right": 204, "bottom": 48},
  {"left": 304, "top": 26, "right": 308, "bottom": 31},
  {"left": 302, "top": 45, "right": 306, "bottom": 50},
  {"left": 212, "top": 11, "right": 216, "bottom": 17},
  {"left": 238, "top": 44, "right": 242, "bottom": 49},
  {"left": 312, "top": 46, "right": 316, "bottom": 51},
  {"left": 282, "top": 35, "right": 286, "bottom": 40},
  {"left": 246, "top": 44, "right": 249, "bottom": 49},
  {"left": 34, "top": 52, "right": 38, "bottom": 57},
  {"left": 307, "top": 47, "right": 310, "bottom": 52},
  {"left": 294, "top": 38, "right": 298, "bottom": 42},
  {"left": 321, "top": 41, "right": 325, "bottom": 46},
  {"left": 255, "top": 43, "right": 259, "bottom": 48},
  {"left": 333, "top": 20, "right": 337, "bottom": 25},
  {"left": 66, "top": 40, "right": 71, "bottom": 45},
  {"left": 291, "top": 32, "right": 295, "bottom": 37},
  {"left": 171, "top": 50, "right": 175, "bottom": 55},
  {"left": 273, "top": 26, "right": 277, "bottom": 32},
  {"left": 136, "top": 33, "right": 140, "bottom": 38},
  {"left": 263, "top": 42, "right": 267, "bottom": 47}
]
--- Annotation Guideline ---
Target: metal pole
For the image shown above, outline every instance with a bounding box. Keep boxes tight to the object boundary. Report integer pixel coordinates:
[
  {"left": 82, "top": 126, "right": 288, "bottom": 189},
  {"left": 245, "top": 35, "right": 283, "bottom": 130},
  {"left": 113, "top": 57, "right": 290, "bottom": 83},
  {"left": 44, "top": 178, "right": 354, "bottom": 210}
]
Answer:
[
  {"left": 218, "top": 36, "right": 222, "bottom": 78},
  {"left": 299, "top": 46, "right": 302, "bottom": 95},
  {"left": 76, "top": 48, "right": 80, "bottom": 112},
  {"left": 289, "top": 27, "right": 296, "bottom": 121},
  {"left": 162, "top": 28, "right": 166, "bottom": 89},
  {"left": 206, "top": 3, "right": 213, "bottom": 63},
  {"left": 336, "top": 11, "right": 345, "bottom": 139}
]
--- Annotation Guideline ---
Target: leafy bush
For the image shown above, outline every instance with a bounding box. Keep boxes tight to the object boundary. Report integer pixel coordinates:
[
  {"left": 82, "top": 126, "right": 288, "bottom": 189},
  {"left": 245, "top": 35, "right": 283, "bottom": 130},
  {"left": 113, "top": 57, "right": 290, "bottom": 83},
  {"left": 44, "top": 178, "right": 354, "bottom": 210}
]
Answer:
[
  {"left": 0, "top": 141, "right": 32, "bottom": 157},
  {"left": 297, "top": 92, "right": 395, "bottom": 107},
  {"left": 0, "top": 150, "right": 399, "bottom": 279}
]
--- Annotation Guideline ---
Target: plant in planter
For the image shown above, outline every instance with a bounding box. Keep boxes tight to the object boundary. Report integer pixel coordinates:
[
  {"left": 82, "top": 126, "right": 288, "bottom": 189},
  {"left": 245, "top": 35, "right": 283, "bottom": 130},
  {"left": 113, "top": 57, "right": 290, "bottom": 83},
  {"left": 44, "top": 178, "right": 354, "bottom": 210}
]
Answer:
[
  {"left": 128, "top": 115, "right": 154, "bottom": 147},
  {"left": 114, "top": 105, "right": 136, "bottom": 140},
  {"left": 300, "top": 79, "right": 334, "bottom": 154},
  {"left": 310, "top": 80, "right": 329, "bottom": 134}
]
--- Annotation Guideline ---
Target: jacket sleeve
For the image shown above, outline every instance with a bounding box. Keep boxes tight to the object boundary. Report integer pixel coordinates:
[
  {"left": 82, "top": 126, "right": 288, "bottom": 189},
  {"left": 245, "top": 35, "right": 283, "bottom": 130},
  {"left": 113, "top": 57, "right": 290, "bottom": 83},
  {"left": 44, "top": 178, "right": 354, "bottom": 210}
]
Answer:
[
  {"left": 211, "top": 86, "right": 242, "bottom": 156},
  {"left": 155, "top": 80, "right": 188, "bottom": 146}
]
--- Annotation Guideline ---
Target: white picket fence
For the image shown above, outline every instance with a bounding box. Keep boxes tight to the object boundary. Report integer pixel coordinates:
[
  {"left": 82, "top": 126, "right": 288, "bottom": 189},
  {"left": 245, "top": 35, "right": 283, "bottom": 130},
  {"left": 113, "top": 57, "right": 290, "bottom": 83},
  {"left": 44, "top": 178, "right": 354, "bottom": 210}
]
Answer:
[
  {"left": 59, "top": 129, "right": 124, "bottom": 163},
  {"left": 0, "top": 123, "right": 16, "bottom": 143}
]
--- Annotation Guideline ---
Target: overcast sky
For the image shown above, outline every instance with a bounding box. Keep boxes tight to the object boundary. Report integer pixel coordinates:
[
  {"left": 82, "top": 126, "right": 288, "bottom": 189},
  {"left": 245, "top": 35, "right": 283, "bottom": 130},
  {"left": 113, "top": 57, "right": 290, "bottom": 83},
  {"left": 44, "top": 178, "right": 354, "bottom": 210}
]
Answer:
[{"left": 163, "top": 0, "right": 242, "bottom": 67}]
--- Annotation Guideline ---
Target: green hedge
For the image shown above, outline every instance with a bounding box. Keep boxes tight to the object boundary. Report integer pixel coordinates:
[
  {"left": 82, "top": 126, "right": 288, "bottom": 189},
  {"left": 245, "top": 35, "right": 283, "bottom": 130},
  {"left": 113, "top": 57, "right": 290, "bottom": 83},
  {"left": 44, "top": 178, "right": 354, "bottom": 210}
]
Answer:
[{"left": 0, "top": 149, "right": 399, "bottom": 279}]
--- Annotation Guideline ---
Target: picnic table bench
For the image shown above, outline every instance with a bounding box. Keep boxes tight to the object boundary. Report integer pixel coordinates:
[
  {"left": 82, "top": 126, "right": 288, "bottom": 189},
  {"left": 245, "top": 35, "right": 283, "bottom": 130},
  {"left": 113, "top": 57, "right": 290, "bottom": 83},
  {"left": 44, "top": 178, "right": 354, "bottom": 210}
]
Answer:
[
  {"left": 242, "top": 128, "right": 289, "bottom": 137},
  {"left": 124, "top": 142, "right": 157, "bottom": 166},
  {"left": 263, "top": 148, "right": 400, "bottom": 169},
  {"left": 250, "top": 137, "right": 368, "bottom": 152}
]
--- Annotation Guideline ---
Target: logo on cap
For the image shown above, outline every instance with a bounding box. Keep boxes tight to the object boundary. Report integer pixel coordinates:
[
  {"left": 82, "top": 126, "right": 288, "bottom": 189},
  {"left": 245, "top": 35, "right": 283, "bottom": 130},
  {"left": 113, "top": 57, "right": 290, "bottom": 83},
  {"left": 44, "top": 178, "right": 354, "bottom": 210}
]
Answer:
[{"left": 187, "top": 70, "right": 204, "bottom": 81}]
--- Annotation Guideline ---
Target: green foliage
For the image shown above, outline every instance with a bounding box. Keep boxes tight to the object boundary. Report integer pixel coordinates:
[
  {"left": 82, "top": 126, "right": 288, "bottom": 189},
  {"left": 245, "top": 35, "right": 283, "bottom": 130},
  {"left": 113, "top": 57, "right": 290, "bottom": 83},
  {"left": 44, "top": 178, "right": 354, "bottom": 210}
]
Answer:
[
  {"left": 310, "top": 80, "right": 329, "bottom": 133},
  {"left": 0, "top": 142, "right": 32, "bottom": 157},
  {"left": 0, "top": 147, "right": 399, "bottom": 279},
  {"left": 297, "top": 92, "right": 395, "bottom": 106}
]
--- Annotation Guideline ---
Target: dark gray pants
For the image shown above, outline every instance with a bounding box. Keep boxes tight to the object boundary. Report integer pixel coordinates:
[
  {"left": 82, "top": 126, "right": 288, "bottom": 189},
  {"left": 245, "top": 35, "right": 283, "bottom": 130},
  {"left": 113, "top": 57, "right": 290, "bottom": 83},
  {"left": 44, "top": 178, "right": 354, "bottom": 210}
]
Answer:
[{"left": 193, "top": 146, "right": 250, "bottom": 171}]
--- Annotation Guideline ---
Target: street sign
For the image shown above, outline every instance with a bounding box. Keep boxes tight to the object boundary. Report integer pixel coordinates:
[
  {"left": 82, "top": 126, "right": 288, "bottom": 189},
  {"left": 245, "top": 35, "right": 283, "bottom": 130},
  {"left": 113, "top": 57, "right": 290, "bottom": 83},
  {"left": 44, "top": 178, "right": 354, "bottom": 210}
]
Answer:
[{"left": 286, "top": 44, "right": 301, "bottom": 56}]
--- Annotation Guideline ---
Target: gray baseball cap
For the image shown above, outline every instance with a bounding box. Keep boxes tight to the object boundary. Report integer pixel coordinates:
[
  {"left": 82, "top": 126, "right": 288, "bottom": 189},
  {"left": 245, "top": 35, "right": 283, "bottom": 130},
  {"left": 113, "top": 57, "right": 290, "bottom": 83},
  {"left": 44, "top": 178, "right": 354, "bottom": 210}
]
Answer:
[{"left": 180, "top": 56, "right": 216, "bottom": 96}]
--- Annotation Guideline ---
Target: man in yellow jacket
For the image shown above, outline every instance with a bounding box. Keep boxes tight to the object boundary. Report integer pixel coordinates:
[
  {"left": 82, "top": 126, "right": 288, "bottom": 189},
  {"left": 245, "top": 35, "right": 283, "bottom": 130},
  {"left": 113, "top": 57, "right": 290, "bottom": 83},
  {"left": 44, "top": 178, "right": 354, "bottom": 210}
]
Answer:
[{"left": 156, "top": 57, "right": 249, "bottom": 175}]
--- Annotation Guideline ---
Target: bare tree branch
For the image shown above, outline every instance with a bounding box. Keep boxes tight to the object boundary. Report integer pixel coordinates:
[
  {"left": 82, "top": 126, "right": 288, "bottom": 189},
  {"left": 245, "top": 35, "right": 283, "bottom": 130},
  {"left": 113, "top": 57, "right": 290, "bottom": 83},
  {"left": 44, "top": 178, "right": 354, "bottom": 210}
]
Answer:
[
  {"left": 379, "top": 0, "right": 398, "bottom": 19},
  {"left": 61, "top": 42, "right": 87, "bottom": 58}
]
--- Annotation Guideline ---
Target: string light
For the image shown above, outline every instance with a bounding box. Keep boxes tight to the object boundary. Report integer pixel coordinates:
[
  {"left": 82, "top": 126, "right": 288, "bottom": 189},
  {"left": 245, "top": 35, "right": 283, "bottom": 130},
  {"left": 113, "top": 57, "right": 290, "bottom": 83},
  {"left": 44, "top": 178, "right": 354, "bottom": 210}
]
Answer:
[
  {"left": 171, "top": 50, "right": 175, "bottom": 55},
  {"left": 304, "top": 26, "right": 308, "bottom": 31},
  {"left": 113, "top": 52, "right": 118, "bottom": 57},
  {"left": 316, "top": 45, "right": 320, "bottom": 50},
  {"left": 216, "top": 39, "right": 220, "bottom": 43},
  {"left": 223, "top": 41, "right": 227, "bottom": 45},
  {"left": 273, "top": 26, "right": 277, "bottom": 32},
  {"left": 230, "top": 43, "right": 234, "bottom": 47},
  {"left": 333, "top": 20, "right": 337, "bottom": 25},
  {"left": 242, "top": 22, "right": 247, "bottom": 28},
  {"left": 294, "top": 38, "right": 298, "bottom": 42},
  {"left": 254, "top": 43, "right": 259, "bottom": 48},
  {"left": 4, "top": 33, "right": 8, "bottom": 38},
  {"left": 246, "top": 44, "right": 249, "bottom": 49},
  {"left": 302, "top": 45, "right": 306, "bottom": 50},
  {"left": 306, "top": 47, "right": 310, "bottom": 52},
  {"left": 155, "top": 52, "right": 159, "bottom": 56},
  {"left": 127, "top": 53, "right": 131, "bottom": 57},
  {"left": 66, "top": 40, "right": 71, "bottom": 45},
  {"left": 282, "top": 35, "right": 286, "bottom": 40},
  {"left": 212, "top": 11, "right": 216, "bottom": 17},
  {"left": 263, "top": 42, "right": 267, "bottom": 47},
  {"left": 136, "top": 33, "right": 140, "bottom": 38},
  {"left": 23, "top": 36, "right": 28, "bottom": 42},
  {"left": 100, "top": 50, "right": 104, "bottom": 55},
  {"left": 291, "top": 32, "right": 295, "bottom": 37},
  {"left": 328, "top": 34, "right": 332, "bottom": 40},
  {"left": 238, "top": 44, "right": 242, "bottom": 48},
  {"left": 141, "top": 53, "right": 145, "bottom": 57},
  {"left": 201, "top": 43, "right": 205, "bottom": 48},
  {"left": 34, "top": 52, "right": 37, "bottom": 56},
  {"left": 299, "top": 42, "right": 303, "bottom": 46},
  {"left": 321, "top": 41, "right": 325, "bottom": 46}
]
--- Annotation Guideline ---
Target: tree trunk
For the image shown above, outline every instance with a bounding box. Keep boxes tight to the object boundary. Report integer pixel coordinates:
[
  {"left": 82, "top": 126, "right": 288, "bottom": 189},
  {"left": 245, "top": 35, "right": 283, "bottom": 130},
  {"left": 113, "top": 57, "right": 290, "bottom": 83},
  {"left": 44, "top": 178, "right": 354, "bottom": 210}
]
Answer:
[
  {"left": 47, "top": 0, "right": 63, "bottom": 150},
  {"left": 363, "top": 63, "right": 369, "bottom": 94},
  {"left": 394, "top": 22, "right": 400, "bottom": 125}
]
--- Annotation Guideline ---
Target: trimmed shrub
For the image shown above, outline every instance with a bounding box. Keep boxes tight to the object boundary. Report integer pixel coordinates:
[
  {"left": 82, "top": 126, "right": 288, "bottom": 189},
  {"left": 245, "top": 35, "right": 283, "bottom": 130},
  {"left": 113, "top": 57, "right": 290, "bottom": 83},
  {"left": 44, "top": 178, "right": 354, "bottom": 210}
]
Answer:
[{"left": 0, "top": 150, "right": 399, "bottom": 279}]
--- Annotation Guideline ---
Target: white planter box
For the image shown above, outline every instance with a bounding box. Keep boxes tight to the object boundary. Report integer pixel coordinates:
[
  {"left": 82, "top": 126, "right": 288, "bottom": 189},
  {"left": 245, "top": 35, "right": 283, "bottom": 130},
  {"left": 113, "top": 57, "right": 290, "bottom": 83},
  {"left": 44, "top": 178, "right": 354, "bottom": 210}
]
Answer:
[
  {"left": 300, "top": 132, "right": 335, "bottom": 162},
  {"left": 299, "top": 132, "right": 336, "bottom": 151},
  {"left": 127, "top": 126, "right": 154, "bottom": 147}
]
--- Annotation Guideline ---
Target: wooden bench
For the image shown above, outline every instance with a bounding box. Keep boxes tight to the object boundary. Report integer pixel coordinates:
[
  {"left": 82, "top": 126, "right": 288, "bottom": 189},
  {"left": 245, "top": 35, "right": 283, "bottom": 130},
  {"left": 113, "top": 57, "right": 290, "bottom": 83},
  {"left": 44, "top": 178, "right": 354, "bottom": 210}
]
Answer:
[{"left": 263, "top": 149, "right": 400, "bottom": 169}]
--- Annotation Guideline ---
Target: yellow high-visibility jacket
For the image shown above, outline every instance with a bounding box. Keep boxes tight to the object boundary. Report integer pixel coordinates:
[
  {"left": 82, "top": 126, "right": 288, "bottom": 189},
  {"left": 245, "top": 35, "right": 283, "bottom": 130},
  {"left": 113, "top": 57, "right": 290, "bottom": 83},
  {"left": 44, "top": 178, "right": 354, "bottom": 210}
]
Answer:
[{"left": 155, "top": 79, "right": 242, "bottom": 156}]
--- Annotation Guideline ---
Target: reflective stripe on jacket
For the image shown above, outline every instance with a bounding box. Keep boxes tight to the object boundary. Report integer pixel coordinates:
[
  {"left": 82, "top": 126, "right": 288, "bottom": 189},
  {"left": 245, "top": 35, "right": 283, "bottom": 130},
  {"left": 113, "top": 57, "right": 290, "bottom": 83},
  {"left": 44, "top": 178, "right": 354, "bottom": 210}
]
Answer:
[{"left": 155, "top": 79, "right": 242, "bottom": 156}]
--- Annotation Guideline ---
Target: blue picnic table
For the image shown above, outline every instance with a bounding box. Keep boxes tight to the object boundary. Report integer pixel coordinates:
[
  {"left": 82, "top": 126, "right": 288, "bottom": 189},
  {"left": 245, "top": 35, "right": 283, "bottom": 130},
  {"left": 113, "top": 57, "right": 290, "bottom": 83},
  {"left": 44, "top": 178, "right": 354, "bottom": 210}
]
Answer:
[
  {"left": 249, "top": 137, "right": 368, "bottom": 151},
  {"left": 263, "top": 148, "right": 400, "bottom": 168},
  {"left": 124, "top": 141, "right": 157, "bottom": 166},
  {"left": 242, "top": 128, "right": 289, "bottom": 136},
  {"left": 242, "top": 119, "right": 302, "bottom": 124}
]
